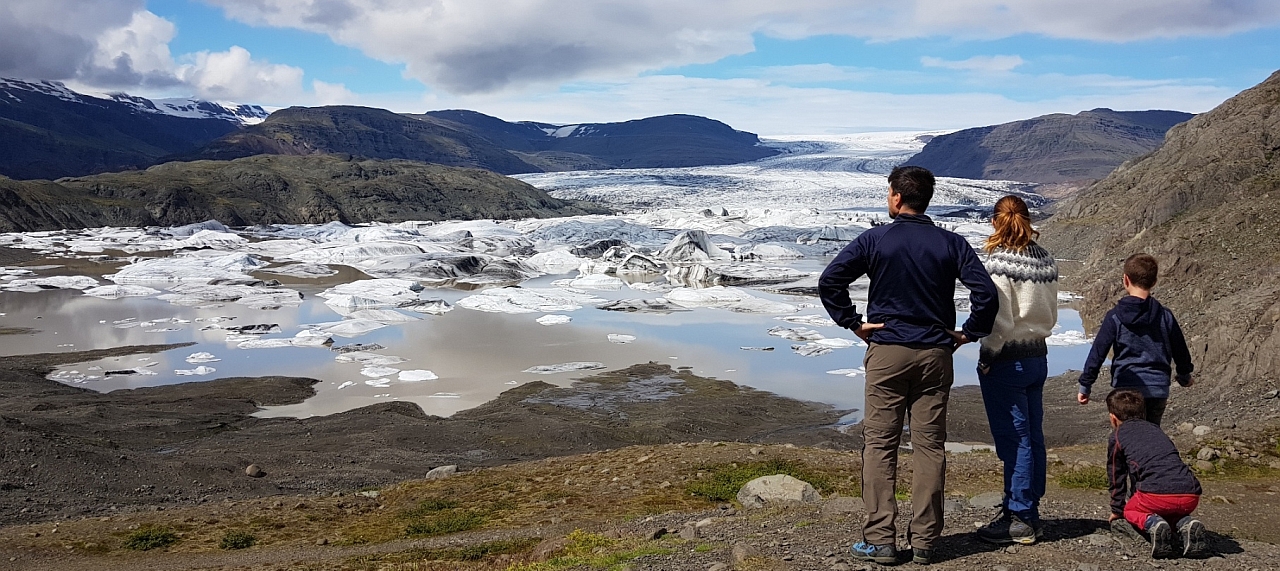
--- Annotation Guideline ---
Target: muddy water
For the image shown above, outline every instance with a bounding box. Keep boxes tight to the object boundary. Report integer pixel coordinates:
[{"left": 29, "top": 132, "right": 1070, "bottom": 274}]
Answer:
[{"left": 0, "top": 259, "right": 1093, "bottom": 421}]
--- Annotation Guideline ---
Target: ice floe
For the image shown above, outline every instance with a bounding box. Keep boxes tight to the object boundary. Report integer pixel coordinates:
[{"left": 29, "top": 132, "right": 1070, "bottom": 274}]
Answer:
[
  {"left": 398, "top": 370, "right": 439, "bottom": 382},
  {"left": 185, "top": 352, "right": 220, "bottom": 363},
  {"left": 522, "top": 362, "right": 607, "bottom": 374},
  {"left": 596, "top": 298, "right": 689, "bottom": 314},
  {"left": 665, "top": 286, "right": 797, "bottom": 314},
  {"left": 318, "top": 279, "right": 423, "bottom": 308},
  {"left": 2, "top": 275, "right": 99, "bottom": 292},
  {"left": 776, "top": 314, "right": 837, "bottom": 327},
  {"left": 360, "top": 366, "right": 401, "bottom": 378},
  {"left": 536, "top": 314, "right": 572, "bottom": 325},
  {"left": 82, "top": 285, "right": 160, "bottom": 299},
  {"left": 175, "top": 366, "right": 217, "bottom": 376},
  {"left": 457, "top": 287, "right": 605, "bottom": 314},
  {"left": 254, "top": 263, "right": 339, "bottom": 278},
  {"left": 107, "top": 252, "right": 267, "bottom": 284},
  {"left": 1046, "top": 329, "right": 1089, "bottom": 346},
  {"left": 607, "top": 334, "right": 636, "bottom": 344}
]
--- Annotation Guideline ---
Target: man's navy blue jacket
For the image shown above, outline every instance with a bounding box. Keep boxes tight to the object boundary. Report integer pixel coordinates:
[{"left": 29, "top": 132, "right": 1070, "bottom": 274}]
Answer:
[{"left": 818, "top": 213, "right": 998, "bottom": 346}]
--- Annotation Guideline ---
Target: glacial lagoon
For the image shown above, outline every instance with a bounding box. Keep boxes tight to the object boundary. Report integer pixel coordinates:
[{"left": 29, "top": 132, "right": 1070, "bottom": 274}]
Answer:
[{"left": 0, "top": 133, "right": 1091, "bottom": 421}]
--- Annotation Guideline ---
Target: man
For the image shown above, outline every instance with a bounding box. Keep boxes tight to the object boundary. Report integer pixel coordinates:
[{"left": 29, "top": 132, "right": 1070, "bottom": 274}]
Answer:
[{"left": 819, "top": 165, "right": 998, "bottom": 565}]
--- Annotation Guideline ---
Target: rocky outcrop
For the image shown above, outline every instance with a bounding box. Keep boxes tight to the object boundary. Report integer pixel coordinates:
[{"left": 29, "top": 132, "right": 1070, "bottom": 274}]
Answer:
[
  {"left": 907, "top": 108, "right": 1193, "bottom": 186},
  {"left": 1040, "top": 70, "right": 1280, "bottom": 424},
  {"left": 0, "top": 154, "right": 608, "bottom": 232}
]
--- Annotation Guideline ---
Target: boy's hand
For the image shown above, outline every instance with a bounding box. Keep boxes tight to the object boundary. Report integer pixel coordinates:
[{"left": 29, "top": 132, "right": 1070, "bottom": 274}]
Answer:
[
  {"left": 1109, "top": 513, "right": 1122, "bottom": 522},
  {"left": 1177, "top": 373, "right": 1194, "bottom": 387},
  {"left": 1078, "top": 392, "right": 1090, "bottom": 405}
]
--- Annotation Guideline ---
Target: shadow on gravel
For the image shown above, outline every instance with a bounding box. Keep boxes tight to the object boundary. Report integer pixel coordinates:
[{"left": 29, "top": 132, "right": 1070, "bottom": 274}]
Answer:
[
  {"left": 1204, "top": 531, "right": 1245, "bottom": 557},
  {"left": 932, "top": 518, "right": 1105, "bottom": 564}
]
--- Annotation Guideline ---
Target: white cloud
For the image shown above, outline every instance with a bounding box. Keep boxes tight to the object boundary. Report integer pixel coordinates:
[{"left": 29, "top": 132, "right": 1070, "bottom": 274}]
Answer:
[
  {"left": 312, "top": 80, "right": 358, "bottom": 105},
  {"left": 921, "top": 55, "right": 1025, "bottom": 73},
  {"left": 175, "top": 46, "right": 306, "bottom": 102},
  {"left": 205, "top": 0, "right": 1280, "bottom": 93}
]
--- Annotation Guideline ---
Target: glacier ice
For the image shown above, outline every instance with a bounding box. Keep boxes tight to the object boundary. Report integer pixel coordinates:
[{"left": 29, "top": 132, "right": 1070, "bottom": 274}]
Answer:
[{"left": 522, "top": 362, "right": 607, "bottom": 374}]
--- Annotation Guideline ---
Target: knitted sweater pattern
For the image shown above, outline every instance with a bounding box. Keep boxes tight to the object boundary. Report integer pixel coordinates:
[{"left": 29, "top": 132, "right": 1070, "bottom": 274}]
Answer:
[{"left": 979, "top": 243, "right": 1060, "bottom": 363}]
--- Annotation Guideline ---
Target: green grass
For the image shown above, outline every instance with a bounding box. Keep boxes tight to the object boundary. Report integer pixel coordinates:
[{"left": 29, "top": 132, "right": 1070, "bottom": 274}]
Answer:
[
  {"left": 1057, "top": 466, "right": 1109, "bottom": 490},
  {"left": 348, "top": 537, "right": 541, "bottom": 566},
  {"left": 508, "top": 530, "right": 672, "bottom": 571},
  {"left": 686, "top": 459, "right": 834, "bottom": 502},
  {"left": 219, "top": 530, "right": 256, "bottom": 550},
  {"left": 122, "top": 526, "right": 178, "bottom": 551},
  {"left": 404, "top": 509, "right": 486, "bottom": 538}
]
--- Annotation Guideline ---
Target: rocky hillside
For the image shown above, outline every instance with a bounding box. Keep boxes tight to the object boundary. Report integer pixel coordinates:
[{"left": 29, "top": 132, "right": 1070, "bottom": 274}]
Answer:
[
  {"left": 0, "top": 154, "right": 607, "bottom": 232},
  {"left": 907, "top": 108, "right": 1193, "bottom": 187},
  {"left": 421, "top": 110, "right": 779, "bottom": 171},
  {"left": 0, "top": 78, "right": 248, "bottom": 180},
  {"left": 1040, "top": 70, "right": 1280, "bottom": 415}
]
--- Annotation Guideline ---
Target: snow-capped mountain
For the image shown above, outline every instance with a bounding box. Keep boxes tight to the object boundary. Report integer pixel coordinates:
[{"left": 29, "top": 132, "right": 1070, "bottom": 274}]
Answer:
[{"left": 104, "top": 93, "right": 269, "bottom": 126}]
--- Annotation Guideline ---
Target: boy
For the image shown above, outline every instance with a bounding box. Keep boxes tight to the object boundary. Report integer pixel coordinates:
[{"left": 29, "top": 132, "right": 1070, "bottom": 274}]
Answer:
[
  {"left": 1105, "top": 389, "right": 1207, "bottom": 559},
  {"left": 1078, "top": 253, "right": 1194, "bottom": 425}
]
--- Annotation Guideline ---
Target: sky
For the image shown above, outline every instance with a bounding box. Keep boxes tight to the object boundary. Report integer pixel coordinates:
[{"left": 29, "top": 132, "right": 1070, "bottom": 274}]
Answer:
[{"left": 3, "top": 0, "right": 1280, "bottom": 134}]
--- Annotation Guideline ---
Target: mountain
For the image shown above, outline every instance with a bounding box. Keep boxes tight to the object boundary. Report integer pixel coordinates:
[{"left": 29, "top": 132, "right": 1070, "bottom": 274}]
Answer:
[
  {"left": 102, "top": 93, "right": 269, "bottom": 125},
  {"left": 0, "top": 78, "right": 263, "bottom": 181},
  {"left": 420, "top": 110, "right": 780, "bottom": 170},
  {"left": 906, "top": 108, "right": 1194, "bottom": 187},
  {"left": 1039, "top": 71, "right": 1280, "bottom": 423},
  {"left": 182, "top": 106, "right": 543, "bottom": 175},
  {"left": 0, "top": 154, "right": 607, "bottom": 232}
]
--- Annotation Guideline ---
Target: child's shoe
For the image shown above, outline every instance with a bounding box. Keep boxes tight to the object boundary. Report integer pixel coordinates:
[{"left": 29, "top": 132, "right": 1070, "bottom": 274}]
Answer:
[
  {"left": 976, "top": 509, "right": 1038, "bottom": 544},
  {"left": 1146, "top": 515, "right": 1176, "bottom": 559},
  {"left": 911, "top": 547, "right": 933, "bottom": 565},
  {"left": 1177, "top": 516, "right": 1208, "bottom": 558},
  {"left": 850, "top": 541, "right": 898, "bottom": 564}
]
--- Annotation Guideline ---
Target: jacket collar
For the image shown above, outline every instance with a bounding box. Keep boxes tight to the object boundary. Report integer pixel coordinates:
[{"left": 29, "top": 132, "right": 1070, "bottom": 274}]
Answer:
[{"left": 892, "top": 212, "right": 934, "bottom": 225}]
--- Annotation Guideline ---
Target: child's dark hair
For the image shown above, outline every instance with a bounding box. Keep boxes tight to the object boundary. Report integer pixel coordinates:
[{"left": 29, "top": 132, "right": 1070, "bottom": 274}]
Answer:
[
  {"left": 1106, "top": 389, "right": 1146, "bottom": 422},
  {"left": 1124, "top": 253, "right": 1159, "bottom": 290},
  {"left": 888, "top": 166, "right": 935, "bottom": 212}
]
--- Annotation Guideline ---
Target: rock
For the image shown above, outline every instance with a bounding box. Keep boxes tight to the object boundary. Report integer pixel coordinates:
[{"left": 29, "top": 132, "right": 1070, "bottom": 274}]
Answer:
[
  {"left": 1086, "top": 532, "right": 1115, "bottom": 547},
  {"left": 315, "top": 537, "right": 328, "bottom": 546},
  {"left": 531, "top": 538, "right": 567, "bottom": 561},
  {"left": 695, "top": 518, "right": 715, "bottom": 528},
  {"left": 1196, "top": 447, "right": 1221, "bottom": 461},
  {"left": 736, "top": 474, "right": 821, "bottom": 509},
  {"left": 245, "top": 464, "right": 265, "bottom": 478},
  {"left": 1264, "top": 389, "right": 1279, "bottom": 399},
  {"left": 968, "top": 491, "right": 1003, "bottom": 510},
  {"left": 944, "top": 497, "right": 967, "bottom": 515},
  {"left": 1177, "top": 422, "right": 1195, "bottom": 434},
  {"left": 680, "top": 523, "right": 699, "bottom": 540},
  {"left": 425, "top": 465, "right": 457, "bottom": 480},
  {"left": 820, "top": 495, "right": 864, "bottom": 518},
  {"left": 1077, "top": 564, "right": 1101, "bottom": 571},
  {"left": 1195, "top": 460, "right": 1216, "bottom": 472},
  {"left": 1192, "top": 425, "right": 1212, "bottom": 436},
  {"left": 731, "top": 543, "right": 760, "bottom": 564},
  {"left": 707, "top": 564, "right": 729, "bottom": 571},
  {"left": 648, "top": 527, "right": 668, "bottom": 540}
]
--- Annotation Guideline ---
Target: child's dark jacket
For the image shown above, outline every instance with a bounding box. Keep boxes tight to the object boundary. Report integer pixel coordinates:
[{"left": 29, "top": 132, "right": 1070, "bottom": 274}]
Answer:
[
  {"left": 1079, "top": 295, "right": 1193, "bottom": 398},
  {"left": 1108, "top": 419, "right": 1202, "bottom": 515}
]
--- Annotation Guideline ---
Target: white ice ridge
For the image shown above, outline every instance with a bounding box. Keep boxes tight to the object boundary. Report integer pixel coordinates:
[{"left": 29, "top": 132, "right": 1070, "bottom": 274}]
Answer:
[
  {"left": 175, "top": 366, "right": 217, "bottom": 376},
  {"left": 522, "top": 362, "right": 607, "bottom": 374},
  {"left": 665, "top": 286, "right": 798, "bottom": 314},
  {"left": 457, "top": 287, "right": 606, "bottom": 314},
  {"left": 83, "top": 285, "right": 160, "bottom": 299},
  {"left": 536, "top": 315, "right": 572, "bottom": 326},
  {"left": 1046, "top": 329, "right": 1090, "bottom": 346}
]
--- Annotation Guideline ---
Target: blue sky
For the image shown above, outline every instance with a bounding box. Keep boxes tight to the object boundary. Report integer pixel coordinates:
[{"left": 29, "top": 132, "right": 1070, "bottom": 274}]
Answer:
[{"left": 6, "top": 1, "right": 1280, "bottom": 133}]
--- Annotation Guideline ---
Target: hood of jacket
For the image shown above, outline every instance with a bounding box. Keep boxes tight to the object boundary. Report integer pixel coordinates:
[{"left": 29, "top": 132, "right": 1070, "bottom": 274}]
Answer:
[{"left": 1113, "top": 295, "right": 1164, "bottom": 327}]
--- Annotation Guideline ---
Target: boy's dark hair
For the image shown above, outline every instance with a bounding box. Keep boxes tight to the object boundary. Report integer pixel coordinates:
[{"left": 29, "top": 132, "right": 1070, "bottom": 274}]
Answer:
[
  {"left": 1106, "top": 389, "right": 1146, "bottom": 422},
  {"left": 888, "top": 166, "right": 935, "bottom": 212},
  {"left": 1124, "top": 253, "right": 1159, "bottom": 290}
]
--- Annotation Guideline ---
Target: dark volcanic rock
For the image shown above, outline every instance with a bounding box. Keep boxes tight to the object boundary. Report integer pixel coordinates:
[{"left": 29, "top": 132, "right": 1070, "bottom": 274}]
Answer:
[
  {"left": 907, "top": 108, "right": 1193, "bottom": 185},
  {"left": 0, "top": 154, "right": 608, "bottom": 232},
  {"left": 1040, "top": 70, "right": 1280, "bottom": 426}
]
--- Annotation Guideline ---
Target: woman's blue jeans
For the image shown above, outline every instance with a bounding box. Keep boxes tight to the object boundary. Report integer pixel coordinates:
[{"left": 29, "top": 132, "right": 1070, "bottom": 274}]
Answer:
[{"left": 978, "top": 356, "right": 1048, "bottom": 523}]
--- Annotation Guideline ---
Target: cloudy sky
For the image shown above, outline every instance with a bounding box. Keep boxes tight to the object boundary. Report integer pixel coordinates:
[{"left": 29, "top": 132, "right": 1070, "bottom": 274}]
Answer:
[{"left": 3, "top": 0, "right": 1279, "bottom": 133}]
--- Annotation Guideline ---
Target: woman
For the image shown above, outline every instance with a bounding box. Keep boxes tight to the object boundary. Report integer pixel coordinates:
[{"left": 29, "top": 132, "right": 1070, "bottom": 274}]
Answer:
[{"left": 975, "top": 195, "right": 1059, "bottom": 545}]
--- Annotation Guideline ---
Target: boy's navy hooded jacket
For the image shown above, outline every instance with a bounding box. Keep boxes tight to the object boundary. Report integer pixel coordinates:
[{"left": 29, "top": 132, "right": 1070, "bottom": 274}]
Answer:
[
  {"left": 1079, "top": 295, "right": 1193, "bottom": 399},
  {"left": 818, "top": 213, "right": 998, "bottom": 346},
  {"left": 1109, "top": 418, "right": 1202, "bottom": 516}
]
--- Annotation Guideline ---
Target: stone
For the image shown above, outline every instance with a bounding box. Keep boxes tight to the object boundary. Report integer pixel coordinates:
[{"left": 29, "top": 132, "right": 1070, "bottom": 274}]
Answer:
[
  {"left": 315, "top": 538, "right": 328, "bottom": 546},
  {"left": 680, "top": 523, "right": 699, "bottom": 540},
  {"left": 425, "top": 465, "right": 458, "bottom": 480},
  {"left": 707, "top": 564, "right": 729, "bottom": 571},
  {"left": 737, "top": 474, "right": 821, "bottom": 509},
  {"left": 1177, "top": 422, "right": 1195, "bottom": 434},
  {"left": 245, "top": 464, "right": 265, "bottom": 478},
  {"left": 968, "top": 491, "right": 1004, "bottom": 510},
  {"left": 1264, "top": 389, "right": 1279, "bottom": 399},
  {"left": 944, "top": 497, "right": 967, "bottom": 515},
  {"left": 1197, "top": 447, "right": 1221, "bottom": 461},
  {"left": 531, "top": 538, "right": 567, "bottom": 561},
  {"left": 1086, "top": 533, "right": 1116, "bottom": 547},
  {"left": 1192, "top": 425, "right": 1212, "bottom": 436},
  {"left": 649, "top": 527, "right": 668, "bottom": 540},
  {"left": 820, "top": 495, "right": 865, "bottom": 518},
  {"left": 1077, "top": 564, "right": 1100, "bottom": 571},
  {"left": 731, "top": 543, "right": 760, "bottom": 564},
  {"left": 1194, "top": 460, "right": 1216, "bottom": 472}
]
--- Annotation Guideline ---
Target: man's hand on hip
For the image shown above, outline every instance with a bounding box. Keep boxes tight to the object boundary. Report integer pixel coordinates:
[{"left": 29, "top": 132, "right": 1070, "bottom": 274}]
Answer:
[
  {"left": 946, "top": 330, "right": 970, "bottom": 352},
  {"left": 854, "top": 322, "right": 885, "bottom": 342}
]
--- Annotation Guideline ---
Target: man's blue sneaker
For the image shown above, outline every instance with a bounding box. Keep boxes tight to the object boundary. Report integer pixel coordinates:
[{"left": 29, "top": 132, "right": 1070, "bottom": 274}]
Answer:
[{"left": 851, "top": 541, "right": 898, "bottom": 564}]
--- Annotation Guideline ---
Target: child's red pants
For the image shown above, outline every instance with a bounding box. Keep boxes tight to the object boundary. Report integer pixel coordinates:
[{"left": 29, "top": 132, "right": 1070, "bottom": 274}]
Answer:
[{"left": 1124, "top": 491, "right": 1200, "bottom": 530}]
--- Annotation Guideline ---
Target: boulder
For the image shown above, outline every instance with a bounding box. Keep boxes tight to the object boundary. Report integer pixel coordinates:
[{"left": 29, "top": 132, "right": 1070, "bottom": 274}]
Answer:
[
  {"left": 736, "top": 474, "right": 820, "bottom": 509},
  {"left": 1192, "top": 425, "right": 1212, "bottom": 436},
  {"left": 731, "top": 543, "right": 760, "bottom": 564},
  {"left": 426, "top": 465, "right": 458, "bottom": 480},
  {"left": 245, "top": 464, "right": 266, "bottom": 478},
  {"left": 968, "top": 491, "right": 1003, "bottom": 509}
]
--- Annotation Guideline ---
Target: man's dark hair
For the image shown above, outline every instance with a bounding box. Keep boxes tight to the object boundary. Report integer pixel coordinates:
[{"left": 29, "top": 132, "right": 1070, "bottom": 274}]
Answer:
[
  {"left": 888, "top": 165, "right": 935, "bottom": 212},
  {"left": 1124, "top": 253, "right": 1159, "bottom": 290},
  {"left": 1106, "top": 389, "right": 1146, "bottom": 422}
]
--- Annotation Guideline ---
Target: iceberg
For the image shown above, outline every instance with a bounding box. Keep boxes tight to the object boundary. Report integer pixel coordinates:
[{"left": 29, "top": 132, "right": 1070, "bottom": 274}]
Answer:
[
  {"left": 185, "top": 352, "right": 221, "bottom": 363},
  {"left": 334, "top": 351, "right": 407, "bottom": 366},
  {"left": 174, "top": 366, "right": 217, "bottom": 376},
  {"left": 776, "top": 314, "right": 837, "bottom": 327},
  {"left": 767, "top": 326, "right": 825, "bottom": 341},
  {"left": 522, "top": 362, "right": 607, "bottom": 374},
  {"left": 536, "top": 314, "right": 572, "bottom": 325},
  {"left": 254, "top": 263, "right": 338, "bottom": 278},
  {"left": 596, "top": 298, "right": 689, "bottom": 314},
  {"left": 607, "top": 334, "right": 636, "bottom": 344},
  {"left": 318, "top": 279, "right": 423, "bottom": 308},
  {"left": 456, "top": 287, "right": 605, "bottom": 314},
  {"left": 657, "top": 230, "right": 727, "bottom": 262},
  {"left": 82, "top": 285, "right": 159, "bottom": 298},
  {"left": 398, "top": 370, "right": 439, "bottom": 382},
  {"left": 307, "top": 319, "right": 389, "bottom": 338},
  {"left": 524, "top": 250, "right": 587, "bottom": 274},
  {"left": 107, "top": 252, "right": 267, "bottom": 284},
  {"left": 2, "top": 275, "right": 99, "bottom": 292},
  {"left": 360, "top": 366, "right": 401, "bottom": 378},
  {"left": 666, "top": 286, "right": 797, "bottom": 314},
  {"left": 398, "top": 299, "right": 453, "bottom": 315}
]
